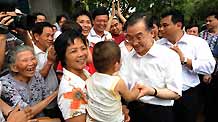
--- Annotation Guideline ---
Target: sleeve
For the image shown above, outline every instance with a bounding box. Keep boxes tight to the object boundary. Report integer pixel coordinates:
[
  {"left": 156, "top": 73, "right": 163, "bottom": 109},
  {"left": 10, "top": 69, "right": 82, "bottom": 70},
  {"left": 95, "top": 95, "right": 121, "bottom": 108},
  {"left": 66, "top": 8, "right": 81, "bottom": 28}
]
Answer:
[
  {"left": 0, "top": 78, "right": 29, "bottom": 109},
  {"left": 192, "top": 39, "right": 216, "bottom": 75},
  {"left": 58, "top": 80, "right": 87, "bottom": 120}
]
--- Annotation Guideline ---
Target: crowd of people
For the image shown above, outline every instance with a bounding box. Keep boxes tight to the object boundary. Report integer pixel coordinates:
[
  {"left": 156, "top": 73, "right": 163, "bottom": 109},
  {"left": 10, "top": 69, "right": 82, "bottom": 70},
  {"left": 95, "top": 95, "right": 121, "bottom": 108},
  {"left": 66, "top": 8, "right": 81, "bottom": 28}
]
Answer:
[{"left": 0, "top": 0, "right": 218, "bottom": 122}]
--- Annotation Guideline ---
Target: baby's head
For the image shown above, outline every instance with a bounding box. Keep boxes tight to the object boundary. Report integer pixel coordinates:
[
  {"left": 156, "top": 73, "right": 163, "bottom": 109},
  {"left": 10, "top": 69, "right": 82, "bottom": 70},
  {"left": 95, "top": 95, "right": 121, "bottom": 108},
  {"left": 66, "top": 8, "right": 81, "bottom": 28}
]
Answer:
[{"left": 93, "top": 41, "right": 121, "bottom": 74}]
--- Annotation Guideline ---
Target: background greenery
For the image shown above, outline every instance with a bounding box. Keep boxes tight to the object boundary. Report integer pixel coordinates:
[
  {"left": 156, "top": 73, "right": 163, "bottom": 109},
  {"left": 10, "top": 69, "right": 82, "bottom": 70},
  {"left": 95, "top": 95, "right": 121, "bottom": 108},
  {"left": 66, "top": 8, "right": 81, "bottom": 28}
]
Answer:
[{"left": 63, "top": 0, "right": 218, "bottom": 28}]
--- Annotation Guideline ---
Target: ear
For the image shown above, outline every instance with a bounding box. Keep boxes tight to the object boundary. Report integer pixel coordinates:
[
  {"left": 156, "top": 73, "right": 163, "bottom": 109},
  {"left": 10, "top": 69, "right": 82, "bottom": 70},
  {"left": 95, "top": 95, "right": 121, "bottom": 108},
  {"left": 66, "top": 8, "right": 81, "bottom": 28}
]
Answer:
[
  {"left": 33, "top": 33, "right": 40, "bottom": 42},
  {"left": 176, "top": 22, "right": 183, "bottom": 28},
  {"left": 114, "top": 61, "right": 121, "bottom": 72},
  {"left": 10, "top": 64, "right": 19, "bottom": 73}
]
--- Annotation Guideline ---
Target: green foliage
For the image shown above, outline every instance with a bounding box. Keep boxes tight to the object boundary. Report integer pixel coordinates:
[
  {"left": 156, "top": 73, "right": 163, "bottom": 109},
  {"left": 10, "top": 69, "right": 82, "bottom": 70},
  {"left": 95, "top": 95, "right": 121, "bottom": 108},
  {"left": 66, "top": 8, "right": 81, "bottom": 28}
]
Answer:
[{"left": 67, "top": 0, "right": 218, "bottom": 27}]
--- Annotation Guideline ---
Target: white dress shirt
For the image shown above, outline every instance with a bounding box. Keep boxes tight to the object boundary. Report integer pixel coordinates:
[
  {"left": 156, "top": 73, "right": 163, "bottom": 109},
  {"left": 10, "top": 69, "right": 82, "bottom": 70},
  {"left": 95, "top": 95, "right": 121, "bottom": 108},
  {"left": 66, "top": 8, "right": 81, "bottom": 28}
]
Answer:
[
  {"left": 33, "top": 44, "right": 59, "bottom": 108},
  {"left": 157, "top": 33, "right": 216, "bottom": 91},
  {"left": 119, "top": 43, "right": 183, "bottom": 106},
  {"left": 87, "top": 28, "right": 112, "bottom": 45}
]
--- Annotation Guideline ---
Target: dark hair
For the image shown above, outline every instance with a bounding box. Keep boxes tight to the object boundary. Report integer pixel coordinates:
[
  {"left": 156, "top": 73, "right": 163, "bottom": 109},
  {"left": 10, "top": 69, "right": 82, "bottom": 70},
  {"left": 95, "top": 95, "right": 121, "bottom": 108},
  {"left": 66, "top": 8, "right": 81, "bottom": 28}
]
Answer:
[
  {"left": 207, "top": 11, "right": 218, "bottom": 19},
  {"left": 73, "top": 10, "right": 92, "bottom": 22},
  {"left": 92, "top": 7, "right": 109, "bottom": 20},
  {"left": 56, "top": 14, "right": 68, "bottom": 23},
  {"left": 32, "top": 12, "right": 47, "bottom": 19},
  {"left": 61, "top": 20, "right": 82, "bottom": 33},
  {"left": 161, "top": 9, "right": 184, "bottom": 28},
  {"left": 0, "top": 0, "right": 17, "bottom": 12},
  {"left": 185, "top": 18, "right": 199, "bottom": 31},
  {"left": 93, "top": 41, "right": 120, "bottom": 73},
  {"left": 151, "top": 16, "right": 160, "bottom": 27},
  {"left": 32, "top": 22, "right": 53, "bottom": 35},
  {"left": 125, "top": 12, "right": 153, "bottom": 32},
  {"left": 54, "top": 29, "right": 87, "bottom": 68}
]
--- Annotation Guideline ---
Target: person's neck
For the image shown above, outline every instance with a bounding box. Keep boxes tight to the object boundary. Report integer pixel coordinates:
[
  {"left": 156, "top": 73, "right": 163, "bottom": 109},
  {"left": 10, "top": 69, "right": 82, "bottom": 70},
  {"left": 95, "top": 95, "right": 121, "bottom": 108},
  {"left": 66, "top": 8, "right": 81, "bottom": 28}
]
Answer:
[
  {"left": 209, "top": 27, "right": 218, "bottom": 35},
  {"left": 67, "top": 67, "right": 87, "bottom": 81},
  {"left": 168, "top": 30, "right": 184, "bottom": 45},
  {"left": 35, "top": 43, "right": 46, "bottom": 52},
  {"left": 13, "top": 75, "right": 30, "bottom": 83},
  {"left": 94, "top": 28, "right": 104, "bottom": 37}
]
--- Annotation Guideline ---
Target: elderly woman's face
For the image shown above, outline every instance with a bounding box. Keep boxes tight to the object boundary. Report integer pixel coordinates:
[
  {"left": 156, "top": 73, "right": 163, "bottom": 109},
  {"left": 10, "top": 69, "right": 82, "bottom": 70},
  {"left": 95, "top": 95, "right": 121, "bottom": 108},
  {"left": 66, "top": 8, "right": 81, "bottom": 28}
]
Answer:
[
  {"left": 12, "top": 50, "right": 38, "bottom": 80},
  {"left": 65, "top": 37, "right": 88, "bottom": 71}
]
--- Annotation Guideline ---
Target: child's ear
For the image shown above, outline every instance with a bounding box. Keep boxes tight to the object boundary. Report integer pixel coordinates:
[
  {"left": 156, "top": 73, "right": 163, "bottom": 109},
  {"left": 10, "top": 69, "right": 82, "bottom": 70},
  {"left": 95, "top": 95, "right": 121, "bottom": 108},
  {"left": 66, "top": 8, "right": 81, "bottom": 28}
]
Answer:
[
  {"left": 114, "top": 61, "right": 121, "bottom": 72},
  {"left": 10, "top": 64, "right": 19, "bottom": 73}
]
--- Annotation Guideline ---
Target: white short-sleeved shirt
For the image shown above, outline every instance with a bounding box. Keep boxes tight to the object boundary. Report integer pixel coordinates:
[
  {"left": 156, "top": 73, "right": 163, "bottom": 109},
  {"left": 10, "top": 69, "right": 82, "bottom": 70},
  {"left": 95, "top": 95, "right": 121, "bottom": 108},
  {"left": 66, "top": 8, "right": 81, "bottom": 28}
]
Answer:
[
  {"left": 157, "top": 33, "right": 216, "bottom": 91},
  {"left": 87, "top": 28, "right": 112, "bottom": 45},
  {"left": 119, "top": 42, "right": 183, "bottom": 106},
  {"left": 86, "top": 72, "right": 124, "bottom": 122},
  {"left": 58, "top": 68, "right": 90, "bottom": 120},
  {"left": 33, "top": 44, "right": 59, "bottom": 108}
]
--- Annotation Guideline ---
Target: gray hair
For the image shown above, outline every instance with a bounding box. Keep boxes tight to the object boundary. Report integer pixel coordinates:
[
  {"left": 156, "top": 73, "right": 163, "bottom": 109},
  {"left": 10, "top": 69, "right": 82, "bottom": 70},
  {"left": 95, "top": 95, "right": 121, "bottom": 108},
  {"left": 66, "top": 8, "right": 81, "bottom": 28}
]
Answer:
[{"left": 7, "top": 45, "right": 35, "bottom": 70}]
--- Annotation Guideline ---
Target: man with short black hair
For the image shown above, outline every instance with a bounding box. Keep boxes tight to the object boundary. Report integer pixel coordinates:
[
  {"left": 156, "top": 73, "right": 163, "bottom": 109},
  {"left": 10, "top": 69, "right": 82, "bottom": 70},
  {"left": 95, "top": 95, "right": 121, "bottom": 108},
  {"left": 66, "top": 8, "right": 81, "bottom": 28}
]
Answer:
[
  {"left": 87, "top": 7, "right": 112, "bottom": 45},
  {"left": 158, "top": 9, "right": 216, "bottom": 122}
]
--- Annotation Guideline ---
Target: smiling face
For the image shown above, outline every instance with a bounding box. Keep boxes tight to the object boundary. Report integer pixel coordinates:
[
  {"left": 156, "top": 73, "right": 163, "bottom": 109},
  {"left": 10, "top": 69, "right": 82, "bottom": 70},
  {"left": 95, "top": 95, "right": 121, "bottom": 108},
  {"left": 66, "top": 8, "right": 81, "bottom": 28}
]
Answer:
[
  {"left": 76, "top": 15, "right": 92, "bottom": 37},
  {"left": 35, "top": 26, "right": 54, "bottom": 51},
  {"left": 93, "top": 15, "right": 108, "bottom": 34},
  {"left": 110, "top": 19, "right": 122, "bottom": 35},
  {"left": 65, "top": 37, "right": 88, "bottom": 72},
  {"left": 126, "top": 20, "right": 154, "bottom": 56},
  {"left": 11, "top": 50, "right": 38, "bottom": 81}
]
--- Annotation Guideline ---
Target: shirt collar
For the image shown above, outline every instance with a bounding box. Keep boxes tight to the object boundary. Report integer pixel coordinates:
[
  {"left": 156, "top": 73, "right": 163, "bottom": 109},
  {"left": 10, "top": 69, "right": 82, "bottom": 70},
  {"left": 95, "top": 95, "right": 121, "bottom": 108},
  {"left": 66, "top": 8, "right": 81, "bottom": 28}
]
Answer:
[
  {"left": 157, "top": 32, "right": 188, "bottom": 46},
  {"left": 33, "top": 44, "right": 45, "bottom": 55},
  {"left": 131, "top": 41, "right": 160, "bottom": 58},
  {"left": 90, "top": 27, "right": 110, "bottom": 37}
]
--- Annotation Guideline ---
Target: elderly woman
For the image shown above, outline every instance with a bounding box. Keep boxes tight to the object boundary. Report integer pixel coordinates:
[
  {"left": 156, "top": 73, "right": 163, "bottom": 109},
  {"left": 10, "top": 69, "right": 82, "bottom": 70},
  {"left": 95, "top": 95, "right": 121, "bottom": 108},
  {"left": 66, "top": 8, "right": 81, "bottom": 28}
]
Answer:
[
  {"left": 54, "top": 29, "right": 89, "bottom": 122},
  {"left": 0, "top": 45, "right": 58, "bottom": 119}
]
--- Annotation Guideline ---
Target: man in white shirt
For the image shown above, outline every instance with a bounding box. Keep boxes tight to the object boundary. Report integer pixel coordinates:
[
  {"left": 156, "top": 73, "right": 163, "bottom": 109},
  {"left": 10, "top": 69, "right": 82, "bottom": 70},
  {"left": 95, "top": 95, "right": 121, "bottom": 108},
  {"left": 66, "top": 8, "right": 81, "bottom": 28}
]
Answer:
[
  {"left": 158, "top": 9, "right": 216, "bottom": 122},
  {"left": 119, "top": 13, "right": 183, "bottom": 122},
  {"left": 87, "top": 7, "right": 112, "bottom": 46},
  {"left": 32, "top": 22, "right": 59, "bottom": 116}
]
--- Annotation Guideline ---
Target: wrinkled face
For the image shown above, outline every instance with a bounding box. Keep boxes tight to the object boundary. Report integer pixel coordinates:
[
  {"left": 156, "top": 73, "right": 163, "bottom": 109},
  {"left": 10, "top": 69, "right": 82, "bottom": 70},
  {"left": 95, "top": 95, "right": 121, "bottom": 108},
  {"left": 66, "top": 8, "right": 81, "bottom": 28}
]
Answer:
[
  {"left": 159, "top": 15, "right": 180, "bottom": 39},
  {"left": 12, "top": 50, "right": 38, "bottom": 79},
  {"left": 93, "top": 15, "right": 108, "bottom": 33},
  {"left": 126, "top": 20, "right": 153, "bottom": 56},
  {"left": 35, "top": 27, "right": 54, "bottom": 51},
  {"left": 110, "top": 19, "right": 122, "bottom": 35},
  {"left": 36, "top": 15, "right": 46, "bottom": 23},
  {"left": 76, "top": 15, "right": 92, "bottom": 37},
  {"left": 206, "top": 15, "right": 218, "bottom": 30},
  {"left": 187, "top": 26, "right": 199, "bottom": 36},
  {"left": 65, "top": 38, "right": 88, "bottom": 71}
]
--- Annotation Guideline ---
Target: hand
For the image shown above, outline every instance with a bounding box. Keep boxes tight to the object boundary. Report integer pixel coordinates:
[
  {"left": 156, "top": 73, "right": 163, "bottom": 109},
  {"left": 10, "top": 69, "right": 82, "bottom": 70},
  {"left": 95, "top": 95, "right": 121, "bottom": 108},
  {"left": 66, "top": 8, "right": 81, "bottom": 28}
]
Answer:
[
  {"left": 117, "top": 0, "right": 122, "bottom": 16},
  {"left": 203, "top": 74, "right": 212, "bottom": 84},
  {"left": 170, "top": 45, "right": 184, "bottom": 61},
  {"left": 47, "top": 46, "right": 57, "bottom": 63},
  {"left": 0, "top": 12, "right": 14, "bottom": 26},
  {"left": 122, "top": 105, "right": 130, "bottom": 122},
  {"left": 111, "top": 0, "right": 116, "bottom": 17},
  {"left": 7, "top": 105, "right": 34, "bottom": 122},
  {"left": 135, "top": 83, "right": 155, "bottom": 98}
]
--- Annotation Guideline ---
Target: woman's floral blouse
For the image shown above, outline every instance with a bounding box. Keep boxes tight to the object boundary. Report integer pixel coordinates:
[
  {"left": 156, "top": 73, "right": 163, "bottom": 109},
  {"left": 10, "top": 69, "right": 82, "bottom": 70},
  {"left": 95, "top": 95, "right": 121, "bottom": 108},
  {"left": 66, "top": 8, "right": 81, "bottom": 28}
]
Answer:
[{"left": 58, "top": 68, "right": 90, "bottom": 120}]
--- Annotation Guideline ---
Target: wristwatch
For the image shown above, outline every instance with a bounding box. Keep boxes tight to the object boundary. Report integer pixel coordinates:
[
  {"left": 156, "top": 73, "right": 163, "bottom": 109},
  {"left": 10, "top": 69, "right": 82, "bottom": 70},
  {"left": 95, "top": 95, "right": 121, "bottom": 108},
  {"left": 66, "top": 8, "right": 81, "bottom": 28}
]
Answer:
[{"left": 181, "top": 57, "right": 188, "bottom": 65}]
